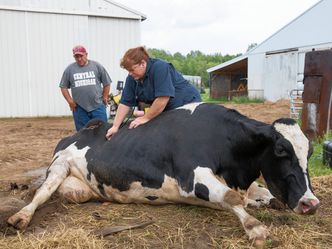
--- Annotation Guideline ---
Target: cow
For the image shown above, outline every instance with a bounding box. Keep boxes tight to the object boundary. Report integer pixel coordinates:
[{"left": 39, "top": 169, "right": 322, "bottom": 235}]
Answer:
[{"left": 7, "top": 102, "right": 319, "bottom": 245}]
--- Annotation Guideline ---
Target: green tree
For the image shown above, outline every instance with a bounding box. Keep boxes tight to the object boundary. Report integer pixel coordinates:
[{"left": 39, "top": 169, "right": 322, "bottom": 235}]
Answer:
[
  {"left": 147, "top": 48, "right": 238, "bottom": 88},
  {"left": 247, "top": 43, "right": 257, "bottom": 52}
]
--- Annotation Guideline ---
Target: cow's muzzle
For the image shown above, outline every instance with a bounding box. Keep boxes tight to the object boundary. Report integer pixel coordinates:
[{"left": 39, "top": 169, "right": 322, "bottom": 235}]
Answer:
[{"left": 293, "top": 197, "right": 320, "bottom": 215}]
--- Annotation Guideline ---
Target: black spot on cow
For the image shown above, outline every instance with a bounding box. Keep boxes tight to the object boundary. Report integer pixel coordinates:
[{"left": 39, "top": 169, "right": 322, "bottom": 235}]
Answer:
[
  {"left": 146, "top": 196, "right": 159, "bottom": 201},
  {"left": 195, "top": 183, "right": 210, "bottom": 201},
  {"left": 97, "top": 183, "right": 106, "bottom": 197}
]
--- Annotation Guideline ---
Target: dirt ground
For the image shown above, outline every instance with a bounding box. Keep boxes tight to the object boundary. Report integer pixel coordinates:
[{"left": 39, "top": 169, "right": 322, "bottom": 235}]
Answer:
[{"left": 0, "top": 101, "right": 331, "bottom": 248}]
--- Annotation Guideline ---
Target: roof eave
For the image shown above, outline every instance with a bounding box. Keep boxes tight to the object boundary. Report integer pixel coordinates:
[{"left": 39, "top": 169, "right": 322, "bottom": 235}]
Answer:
[{"left": 207, "top": 54, "right": 248, "bottom": 73}]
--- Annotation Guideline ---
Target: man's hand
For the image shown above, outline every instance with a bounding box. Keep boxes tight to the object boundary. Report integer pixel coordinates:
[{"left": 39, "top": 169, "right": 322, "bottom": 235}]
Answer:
[
  {"left": 103, "top": 96, "right": 109, "bottom": 106},
  {"left": 129, "top": 116, "right": 149, "bottom": 129},
  {"left": 103, "top": 85, "right": 110, "bottom": 106},
  {"left": 69, "top": 100, "right": 77, "bottom": 112},
  {"left": 61, "top": 88, "right": 77, "bottom": 112},
  {"left": 106, "top": 126, "right": 119, "bottom": 140}
]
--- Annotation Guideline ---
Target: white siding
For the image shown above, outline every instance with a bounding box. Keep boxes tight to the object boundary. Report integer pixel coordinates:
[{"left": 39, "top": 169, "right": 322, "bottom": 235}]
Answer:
[
  {"left": 248, "top": 44, "right": 332, "bottom": 101},
  {"left": 263, "top": 52, "right": 298, "bottom": 101},
  {"left": 248, "top": 53, "right": 264, "bottom": 99},
  {"left": 0, "top": 3, "right": 142, "bottom": 117},
  {"left": 0, "top": 10, "right": 30, "bottom": 117},
  {"left": 88, "top": 16, "right": 141, "bottom": 93}
]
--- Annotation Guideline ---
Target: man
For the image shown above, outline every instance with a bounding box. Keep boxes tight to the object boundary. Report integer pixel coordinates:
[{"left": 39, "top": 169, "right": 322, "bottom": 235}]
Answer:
[
  {"left": 106, "top": 46, "right": 201, "bottom": 139},
  {"left": 60, "top": 45, "right": 111, "bottom": 131}
]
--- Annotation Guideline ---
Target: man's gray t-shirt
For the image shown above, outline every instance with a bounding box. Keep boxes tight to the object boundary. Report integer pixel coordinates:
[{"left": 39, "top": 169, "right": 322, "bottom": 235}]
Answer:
[{"left": 59, "top": 60, "right": 111, "bottom": 112}]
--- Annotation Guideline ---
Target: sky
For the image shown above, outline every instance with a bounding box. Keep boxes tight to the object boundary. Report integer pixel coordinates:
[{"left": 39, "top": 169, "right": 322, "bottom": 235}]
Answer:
[{"left": 119, "top": 0, "right": 320, "bottom": 55}]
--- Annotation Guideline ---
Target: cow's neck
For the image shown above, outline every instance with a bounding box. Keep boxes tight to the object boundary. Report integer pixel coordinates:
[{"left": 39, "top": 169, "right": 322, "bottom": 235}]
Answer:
[{"left": 218, "top": 124, "right": 273, "bottom": 191}]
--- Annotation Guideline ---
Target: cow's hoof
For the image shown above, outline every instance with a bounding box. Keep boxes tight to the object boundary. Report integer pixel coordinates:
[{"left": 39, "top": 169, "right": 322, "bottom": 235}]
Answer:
[
  {"left": 250, "top": 227, "right": 269, "bottom": 248},
  {"left": 254, "top": 239, "right": 265, "bottom": 248},
  {"left": 7, "top": 211, "right": 32, "bottom": 231},
  {"left": 0, "top": 197, "right": 26, "bottom": 233},
  {"left": 244, "top": 217, "right": 269, "bottom": 242}
]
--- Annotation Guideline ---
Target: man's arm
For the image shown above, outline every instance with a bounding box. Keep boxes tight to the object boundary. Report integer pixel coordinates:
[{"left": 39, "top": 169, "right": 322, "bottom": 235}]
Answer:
[
  {"left": 102, "top": 85, "right": 110, "bottom": 105},
  {"left": 60, "top": 88, "right": 77, "bottom": 111}
]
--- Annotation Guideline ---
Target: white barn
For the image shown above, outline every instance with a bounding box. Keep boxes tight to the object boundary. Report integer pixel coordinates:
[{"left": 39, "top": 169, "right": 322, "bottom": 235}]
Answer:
[
  {"left": 0, "top": 0, "right": 146, "bottom": 117},
  {"left": 207, "top": 0, "right": 332, "bottom": 102}
]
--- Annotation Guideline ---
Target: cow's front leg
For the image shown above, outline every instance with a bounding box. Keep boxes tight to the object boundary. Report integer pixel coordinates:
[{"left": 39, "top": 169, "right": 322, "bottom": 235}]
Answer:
[
  {"left": 245, "top": 181, "right": 275, "bottom": 208},
  {"left": 7, "top": 156, "right": 70, "bottom": 230},
  {"left": 190, "top": 167, "right": 269, "bottom": 244}
]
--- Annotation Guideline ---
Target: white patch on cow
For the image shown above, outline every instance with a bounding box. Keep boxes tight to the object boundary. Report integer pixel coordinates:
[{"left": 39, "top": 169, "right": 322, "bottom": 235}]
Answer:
[
  {"left": 274, "top": 122, "right": 319, "bottom": 207},
  {"left": 56, "top": 143, "right": 105, "bottom": 200},
  {"left": 274, "top": 123, "right": 308, "bottom": 173},
  {"left": 177, "top": 102, "right": 204, "bottom": 114},
  {"left": 58, "top": 175, "right": 98, "bottom": 203},
  {"left": 178, "top": 166, "right": 229, "bottom": 203},
  {"left": 233, "top": 205, "right": 249, "bottom": 223},
  {"left": 101, "top": 175, "right": 181, "bottom": 204}
]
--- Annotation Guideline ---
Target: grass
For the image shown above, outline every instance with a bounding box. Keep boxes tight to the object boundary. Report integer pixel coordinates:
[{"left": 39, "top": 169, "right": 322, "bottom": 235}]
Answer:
[
  {"left": 201, "top": 89, "right": 264, "bottom": 104},
  {"left": 309, "top": 134, "right": 332, "bottom": 177},
  {"left": 231, "top": 96, "right": 264, "bottom": 104},
  {"left": 201, "top": 90, "right": 227, "bottom": 103}
]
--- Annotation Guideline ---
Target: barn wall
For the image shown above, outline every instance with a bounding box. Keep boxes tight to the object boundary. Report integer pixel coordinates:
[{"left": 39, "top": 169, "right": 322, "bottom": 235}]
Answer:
[
  {"left": 210, "top": 74, "right": 231, "bottom": 98},
  {"left": 263, "top": 52, "right": 298, "bottom": 101},
  {"left": 248, "top": 44, "right": 332, "bottom": 101},
  {"left": 247, "top": 54, "right": 265, "bottom": 99},
  {"left": 0, "top": 7, "right": 141, "bottom": 117}
]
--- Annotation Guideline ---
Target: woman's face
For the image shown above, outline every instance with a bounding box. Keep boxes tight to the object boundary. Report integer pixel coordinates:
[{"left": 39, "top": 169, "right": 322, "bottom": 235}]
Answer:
[{"left": 127, "top": 60, "right": 147, "bottom": 80}]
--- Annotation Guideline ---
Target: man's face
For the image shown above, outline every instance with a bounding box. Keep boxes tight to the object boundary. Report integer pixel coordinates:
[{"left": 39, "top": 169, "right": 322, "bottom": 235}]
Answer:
[
  {"left": 127, "top": 60, "right": 147, "bottom": 80},
  {"left": 74, "top": 53, "right": 88, "bottom": 66}
]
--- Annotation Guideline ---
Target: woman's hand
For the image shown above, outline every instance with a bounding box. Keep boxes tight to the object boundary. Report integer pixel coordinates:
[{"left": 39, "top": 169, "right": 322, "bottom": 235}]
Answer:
[
  {"left": 106, "top": 126, "right": 119, "bottom": 140},
  {"left": 129, "top": 116, "right": 149, "bottom": 129}
]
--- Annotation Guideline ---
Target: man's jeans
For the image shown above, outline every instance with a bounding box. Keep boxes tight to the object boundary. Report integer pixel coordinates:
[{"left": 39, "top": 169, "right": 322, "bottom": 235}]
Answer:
[{"left": 73, "top": 104, "right": 107, "bottom": 131}]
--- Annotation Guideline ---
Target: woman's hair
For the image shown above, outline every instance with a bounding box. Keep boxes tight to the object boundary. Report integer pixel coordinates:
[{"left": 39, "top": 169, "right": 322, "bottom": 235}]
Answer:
[{"left": 120, "top": 46, "right": 150, "bottom": 70}]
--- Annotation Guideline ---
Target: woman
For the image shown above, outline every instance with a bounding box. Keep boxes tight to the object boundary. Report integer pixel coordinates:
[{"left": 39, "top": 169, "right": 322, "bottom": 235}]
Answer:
[{"left": 106, "top": 46, "right": 201, "bottom": 139}]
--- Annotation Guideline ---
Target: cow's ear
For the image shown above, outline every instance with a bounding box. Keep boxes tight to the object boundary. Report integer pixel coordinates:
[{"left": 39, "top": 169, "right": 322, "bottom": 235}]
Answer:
[
  {"left": 240, "top": 121, "right": 272, "bottom": 141},
  {"left": 274, "top": 138, "right": 289, "bottom": 157}
]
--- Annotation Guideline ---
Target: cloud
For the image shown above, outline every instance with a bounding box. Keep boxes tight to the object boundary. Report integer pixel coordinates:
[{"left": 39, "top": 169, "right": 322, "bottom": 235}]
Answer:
[{"left": 119, "top": 0, "right": 319, "bottom": 55}]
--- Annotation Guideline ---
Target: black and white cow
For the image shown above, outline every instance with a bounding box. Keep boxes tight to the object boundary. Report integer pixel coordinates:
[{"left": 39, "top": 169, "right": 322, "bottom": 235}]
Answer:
[{"left": 8, "top": 103, "right": 319, "bottom": 244}]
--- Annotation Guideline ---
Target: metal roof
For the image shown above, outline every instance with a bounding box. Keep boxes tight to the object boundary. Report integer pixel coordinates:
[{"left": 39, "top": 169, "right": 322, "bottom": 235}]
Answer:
[
  {"left": 206, "top": 54, "right": 248, "bottom": 73},
  {"left": 0, "top": 0, "right": 146, "bottom": 21},
  {"left": 105, "top": 0, "right": 146, "bottom": 21}
]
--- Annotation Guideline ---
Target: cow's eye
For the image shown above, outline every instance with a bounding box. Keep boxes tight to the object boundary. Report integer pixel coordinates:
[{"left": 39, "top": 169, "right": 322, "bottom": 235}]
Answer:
[{"left": 274, "top": 147, "right": 288, "bottom": 157}]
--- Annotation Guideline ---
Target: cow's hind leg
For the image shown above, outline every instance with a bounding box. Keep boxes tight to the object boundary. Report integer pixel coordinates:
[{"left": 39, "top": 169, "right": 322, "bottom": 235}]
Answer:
[
  {"left": 183, "top": 167, "right": 269, "bottom": 244},
  {"left": 58, "top": 175, "right": 100, "bottom": 203},
  {"left": 7, "top": 156, "right": 70, "bottom": 230}
]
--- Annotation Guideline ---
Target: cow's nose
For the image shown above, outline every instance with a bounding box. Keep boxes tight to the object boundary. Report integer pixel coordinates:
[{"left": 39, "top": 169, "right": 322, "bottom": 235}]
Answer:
[{"left": 299, "top": 198, "right": 320, "bottom": 215}]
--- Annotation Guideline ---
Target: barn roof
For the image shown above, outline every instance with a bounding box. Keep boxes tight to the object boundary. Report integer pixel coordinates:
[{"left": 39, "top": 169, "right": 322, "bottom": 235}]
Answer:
[
  {"left": 0, "top": 0, "right": 146, "bottom": 21},
  {"left": 207, "top": 54, "right": 248, "bottom": 73}
]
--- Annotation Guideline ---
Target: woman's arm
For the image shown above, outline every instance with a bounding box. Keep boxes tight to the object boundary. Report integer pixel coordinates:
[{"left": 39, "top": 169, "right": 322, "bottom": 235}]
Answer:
[
  {"left": 106, "top": 103, "right": 131, "bottom": 139},
  {"left": 129, "top": 96, "right": 170, "bottom": 129}
]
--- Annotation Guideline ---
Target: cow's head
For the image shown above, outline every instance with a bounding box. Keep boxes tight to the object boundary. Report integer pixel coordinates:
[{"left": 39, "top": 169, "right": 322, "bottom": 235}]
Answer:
[{"left": 259, "top": 118, "right": 319, "bottom": 214}]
